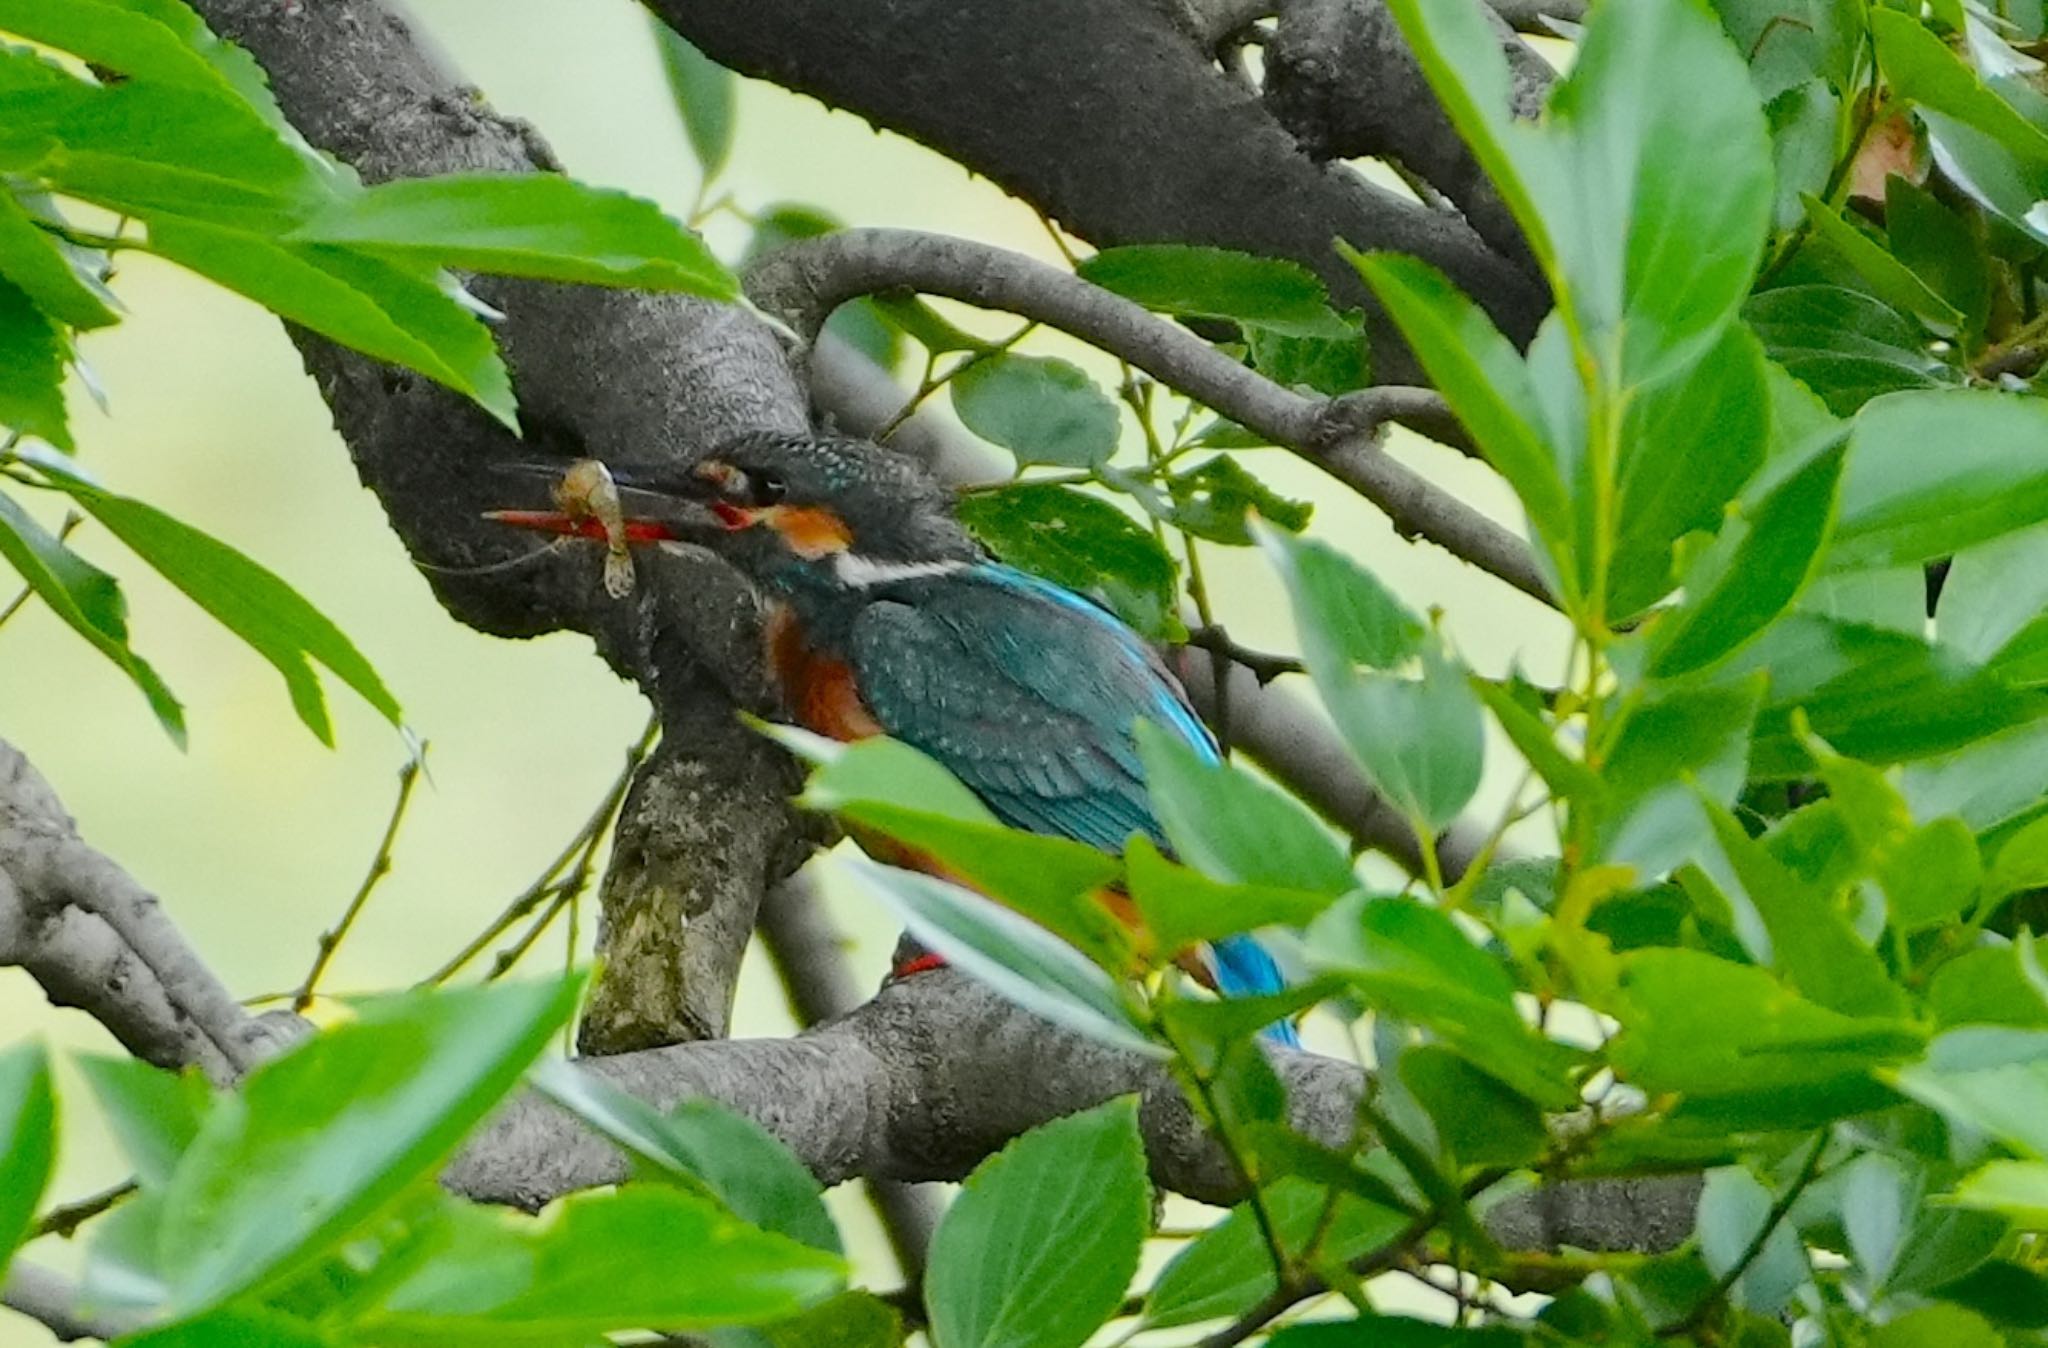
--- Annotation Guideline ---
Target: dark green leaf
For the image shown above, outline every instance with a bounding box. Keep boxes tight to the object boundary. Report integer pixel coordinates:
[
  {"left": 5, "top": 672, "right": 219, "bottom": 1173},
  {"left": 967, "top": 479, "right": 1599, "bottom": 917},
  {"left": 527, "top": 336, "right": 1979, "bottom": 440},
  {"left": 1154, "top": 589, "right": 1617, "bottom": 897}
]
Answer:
[
  {"left": 1165, "top": 456, "right": 1312, "bottom": 546},
  {"left": 1610, "top": 323, "right": 1771, "bottom": 618},
  {"left": 1801, "top": 194, "right": 1966, "bottom": 334},
  {"left": 1832, "top": 390, "right": 2048, "bottom": 571},
  {"left": 531, "top": 1061, "right": 839, "bottom": 1254},
  {"left": 0, "top": 491, "right": 182, "bottom": 742},
  {"left": 1745, "top": 285, "right": 1957, "bottom": 416},
  {"left": 1870, "top": 1305, "right": 2005, "bottom": 1348},
  {"left": 925, "top": 1099, "right": 1149, "bottom": 1348},
  {"left": 1596, "top": 675, "right": 1763, "bottom": 877},
  {"left": 1934, "top": 1259, "right": 2048, "bottom": 1329},
  {"left": 956, "top": 484, "right": 1178, "bottom": 639},
  {"left": 1125, "top": 836, "right": 1334, "bottom": 958},
  {"left": 0, "top": 1042, "right": 54, "bottom": 1281},
  {"left": 147, "top": 218, "right": 514, "bottom": 429},
  {"left": 1767, "top": 80, "right": 1842, "bottom": 233},
  {"left": 1078, "top": 245, "right": 1350, "bottom": 339},
  {"left": 117, "top": 1306, "right": 336, "bottom": 1348},
  {"left": 1134, "top": 721, "right": 1355, "bottom": 895},
  {"left": 363, "top": 1186, "right": 843, "bottom": 1340},
  {"left": 0, "top": 275, "right": 71, "bottom": 449},
  {"left": 45, "top": 468, "right": 401, "bottom": 744},
  {"left": 155, "top": 977, "right": 581, "bottom": 1313},
  {"left": 292, "top": 173, "right": 738, "bottom": 299},
  {"left": 1400, "top": 1045, "right": 1545, "bottom": 1168},
  {"left": 1887, "top": 177, "right": 1991, "bottom": 339},
  {"left": 843, "top": 859, "right": 1158, "bottom": 1055},
  {"left": 1646, "top": 428, "right": 1847, "bottom": 676},
  {"left": 651, "top": 19, "right": 735, "bottom": 179},
  {"left": 1266, "top": 1320, "right": 1532, "bottom": 1347},
  {"left": 1246, "top": 323, "right": 1370, "bottom": 397},
  {"left": 1143, "top": 1178, "right": 1407, "bottom": 1329},
  {"left": 1841, "top": 1152, "right": 1914, "bottom": 1291},
  {"left": 951, "top": 354, "right": 1119, "bottom": 470},
  {"left": 0, "top": 190, "right": 116, "bottom": 329},
  {"left": 74, "top": 1055, "right": 206, "bottom": 1188},
  {"left": 868, "top": 293, "right": 990, "bottom": 354}
]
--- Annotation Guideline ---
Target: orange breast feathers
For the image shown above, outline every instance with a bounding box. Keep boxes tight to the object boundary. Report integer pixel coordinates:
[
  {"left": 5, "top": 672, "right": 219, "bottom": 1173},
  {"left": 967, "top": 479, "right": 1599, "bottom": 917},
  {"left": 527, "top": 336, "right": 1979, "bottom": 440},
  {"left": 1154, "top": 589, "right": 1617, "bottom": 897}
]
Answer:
[{"left": 764, "top": 604, "right": 884, "bottom": 743}]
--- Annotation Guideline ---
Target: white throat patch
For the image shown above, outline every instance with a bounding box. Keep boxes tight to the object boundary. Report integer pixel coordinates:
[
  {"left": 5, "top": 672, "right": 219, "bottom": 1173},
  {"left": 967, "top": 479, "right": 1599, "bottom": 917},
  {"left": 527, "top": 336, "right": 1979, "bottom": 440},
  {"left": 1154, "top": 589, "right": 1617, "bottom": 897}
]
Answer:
[{"left": 831, "top": 553, "right": 966, "bottom": 588}]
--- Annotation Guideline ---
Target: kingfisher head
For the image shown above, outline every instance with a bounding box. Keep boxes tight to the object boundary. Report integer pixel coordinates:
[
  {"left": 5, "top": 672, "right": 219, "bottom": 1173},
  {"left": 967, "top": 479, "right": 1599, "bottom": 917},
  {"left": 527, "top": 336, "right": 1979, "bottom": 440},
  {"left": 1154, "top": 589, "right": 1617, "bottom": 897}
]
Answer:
[{"left": 492, "top": 432, "right": 978, "bottom": 592}]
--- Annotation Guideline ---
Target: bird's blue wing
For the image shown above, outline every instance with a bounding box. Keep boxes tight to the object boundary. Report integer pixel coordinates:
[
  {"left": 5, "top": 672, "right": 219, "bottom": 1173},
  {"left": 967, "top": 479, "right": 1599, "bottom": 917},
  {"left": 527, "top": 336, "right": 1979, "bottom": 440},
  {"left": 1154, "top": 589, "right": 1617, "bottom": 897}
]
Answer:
[{"left": 847, "top": 565, "right": 1297, "bottom": 1044}]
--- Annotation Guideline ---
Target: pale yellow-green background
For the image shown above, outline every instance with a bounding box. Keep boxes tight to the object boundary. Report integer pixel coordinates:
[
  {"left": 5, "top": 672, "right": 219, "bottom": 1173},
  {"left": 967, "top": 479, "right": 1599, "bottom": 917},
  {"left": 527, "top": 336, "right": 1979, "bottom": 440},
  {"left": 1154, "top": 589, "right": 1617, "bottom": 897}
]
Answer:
[{"left": 0, "top": 2, "right": 1565, "bottom": 1340}]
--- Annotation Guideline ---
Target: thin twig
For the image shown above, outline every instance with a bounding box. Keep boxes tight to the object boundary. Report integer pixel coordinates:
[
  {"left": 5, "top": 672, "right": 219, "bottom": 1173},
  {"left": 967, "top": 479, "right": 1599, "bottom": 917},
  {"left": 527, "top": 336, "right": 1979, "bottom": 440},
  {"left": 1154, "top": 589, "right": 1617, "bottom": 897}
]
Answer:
[
  {"left": 32, "top": 1178, "right": 138, "bottom": 1240},
  {"left": 420, "top": 715, "right": 658, "bottom": 986},
  {"left": 1657, "top": 1131, "right": 1829, "bottom": 1339},
  {"left": 291, "top": 752, "right": 424, "bottom": 1011},
  {"left": 1183, "top": 625, "right": 1304, "bottom": 684}
]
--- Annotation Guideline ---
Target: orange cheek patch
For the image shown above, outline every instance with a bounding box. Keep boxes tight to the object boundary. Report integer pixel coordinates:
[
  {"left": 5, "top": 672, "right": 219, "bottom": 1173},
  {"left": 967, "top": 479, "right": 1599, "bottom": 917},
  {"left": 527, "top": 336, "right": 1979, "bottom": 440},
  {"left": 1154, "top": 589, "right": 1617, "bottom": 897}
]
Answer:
[{"left": 766, "top": 505, "right": 854, "bottom": 558}]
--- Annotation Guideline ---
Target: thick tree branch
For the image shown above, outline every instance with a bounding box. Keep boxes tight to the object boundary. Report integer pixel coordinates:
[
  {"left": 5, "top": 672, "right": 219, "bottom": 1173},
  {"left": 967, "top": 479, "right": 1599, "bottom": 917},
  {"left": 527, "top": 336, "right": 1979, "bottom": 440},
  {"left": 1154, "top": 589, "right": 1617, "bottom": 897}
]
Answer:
[
  {"left": 647, "top": 0, "right": 1551, "bottom": 379},
  {"left": 1266, "top": 0, "right": 1555, "bottom": 272},
  {"left": 747, "top": 229, "right": 1553, "bottom": 605}
]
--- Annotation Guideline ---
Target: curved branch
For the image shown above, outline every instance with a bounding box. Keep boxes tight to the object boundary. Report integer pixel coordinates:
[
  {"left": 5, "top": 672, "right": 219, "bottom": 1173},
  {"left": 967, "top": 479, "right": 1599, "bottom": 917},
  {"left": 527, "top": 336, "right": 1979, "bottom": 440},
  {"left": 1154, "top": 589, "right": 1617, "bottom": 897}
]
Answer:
[{"left": 747, "top": 228, "right": 1553, "bottom": 606}]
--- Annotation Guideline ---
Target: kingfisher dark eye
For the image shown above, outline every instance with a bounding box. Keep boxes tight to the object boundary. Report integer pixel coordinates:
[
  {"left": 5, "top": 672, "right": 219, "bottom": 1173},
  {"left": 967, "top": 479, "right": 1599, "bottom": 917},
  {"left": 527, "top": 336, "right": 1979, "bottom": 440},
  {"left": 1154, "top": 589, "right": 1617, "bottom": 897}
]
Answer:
[{"left": 750, "top": 470, "right": 787, "bottom": 506}]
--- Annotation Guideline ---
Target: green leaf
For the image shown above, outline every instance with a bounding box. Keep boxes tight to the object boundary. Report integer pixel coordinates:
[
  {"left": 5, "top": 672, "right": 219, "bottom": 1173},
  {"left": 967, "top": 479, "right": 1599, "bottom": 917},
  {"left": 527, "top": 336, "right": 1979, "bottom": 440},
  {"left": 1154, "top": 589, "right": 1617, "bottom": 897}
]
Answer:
[
  {"left": 1988, "top": 814, "right": 2048, "bottom": 903},
  {"left": 1609, "top": 323, "right": 1771, "bottom": 618},
  {"left": 1610, "top": 949, "right": 1918, "bottom": 1127},
  {"left": 1164, "top": 456, "right": 1312, "bottom": 546},
  {"left": 146, "top": 218, "right": 515, "bottom": 429},
  {"left": 293, "top": 173, "right": 737, "bottom": 298},
  {"left": 99, "top": 0, "right": 296, "bottom": 134},
  {"left": 1939, "top": 524, "right": 2048, "bottom": 676},
  {"left": 1134, "top": 721, "right": 1355, "bottom": 895},
  {"left": 0, "top": 491, "right": 182, "bottom": 743},
  {"left": 43, "top": 469, "right": 401, "bottom": 744},
  {"left": 155, "top": 977, "right": 581, "bottom": 1314},
  {"left": 117, "top": 1306, "right": 337, "bottom": 1348},
  {"left": 1400, "top": 1044, "right": 1545, "bottom": 1167},
  {"left": 1347, "top": 251, "right": 1570, "bottom": 575},
  {"left": 0, "top": 1042, "right": 55, "bottom": 1282},
  {"left": 1870, "top": 1306, "right": 2005, "bottom": 1348},
  {"left": 1596, "top": 675, "right": 1763, "bottom": 877},
  {"left": 951, "top": 354, "right": 1119, "bottom": 470},
  {"left": 1646, "top": 428, "right": 1848, "bottom": 677},
  {"left": 651, "top": 19, "right": 735, "bottom": 179},
  {"left": 1077, "top": 245, "right": 1350, "bottom": 339},
  {"left": 1472, "top": 677, "right": 1603, "bottom": 802},
  {"left": 843, "top": 859, "right": 1158, "bottom": 1055},
  {"left": 1832, "top": 390, "right": 2048, "bottom": 571},
  {"left": 1800, "top": 194, "right": 1966, "bottom": 334},
  {"left": 1255, "top": 521, "right": 1423, "bottom": 676},
  {"left": 0, "top": 190, "right": 117, "bottom": 329},
  {"left": 1246, "top": 323, "right": 1370, "bottom": 397},
  {"left": 1887, "top": 177, "right": 1991, "bottom": 339},
  {"left": 0, "top": 0, "right": 239, "bottom": 94},
  {"left": 1699, "top": 1167, "right": 1808, "bottom": 1315},
  {"left": 530, "top": 1060, "right": 839, "bottom": 1254},
  {"left": 956, "top": 484, "right": 1179, "bottom": 639},
  {"left": 0, "top": 275, "right": 72, "bottom": 449},
  {"left": 1308, "top": 893, "right": 1584, "bottom": 1109},
  {"left": 1841, "top": 1152, "right": 1914, "bottom": 1291},
  {"left": 1266, "top": 1320, "right": 1535, "bottom": 1347},
  {"left": 74, "top": 1055, "right": 206, "bottom": 1188},
  {"left": 1767, "top": 80, "right": 1841, "bottom": 234},
  {"left": 741, "top": 205, "right": 901, "bottom": 369},
  {"left": 1952, "top": 1160, "right": 2048, "bottom": 1226},
  {"left": 1699, "top": 798, "right": 1908, "bottom": 1019},
  {"left": 1745, "top": 285, "right": 1957, "bottom": 416},
  {"left": 1873, "top": 8, "right": 2048, "bottom": 167},
  {"left": 1333, "top": 650, "right": 1487, "bottom": 834},
  {"left": 1124, "top": 836, "right": 1334, "bottom": 957},
  {"left": 1930, "top": 943, "right": 2048, "bottom": 1030},
  {"left": 768, "top": 726, "right": 994, "bottom": 825},
  {"left": 364, "top": 1186, "right": 844, "bottom": 1340},
  {"left": 1890, "top": 1027, "right": 2048, "bottom": 1156},
  {"left": 1143, "top": 1179, "right": 1407, "bottom": 1329},
  {"left": 925, "top": 1099, "right": 1149, "bottom": 1348}
]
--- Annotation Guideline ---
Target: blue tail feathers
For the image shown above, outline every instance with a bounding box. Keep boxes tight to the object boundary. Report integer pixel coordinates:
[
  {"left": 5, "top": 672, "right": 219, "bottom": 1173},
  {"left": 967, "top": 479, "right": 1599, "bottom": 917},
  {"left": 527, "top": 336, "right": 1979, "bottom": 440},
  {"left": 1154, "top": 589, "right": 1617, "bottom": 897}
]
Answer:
[{"left": 1210, "top": 933, "right": 1300, "bottom": 1047}]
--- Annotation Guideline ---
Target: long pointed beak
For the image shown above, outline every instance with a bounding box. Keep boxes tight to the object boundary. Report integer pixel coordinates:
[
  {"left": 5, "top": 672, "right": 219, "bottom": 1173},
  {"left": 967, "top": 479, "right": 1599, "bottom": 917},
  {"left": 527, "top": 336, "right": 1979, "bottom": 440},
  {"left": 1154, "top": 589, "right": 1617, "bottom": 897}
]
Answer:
[{"left": 483, "top": 460, "right": 712, "bottom": 543}]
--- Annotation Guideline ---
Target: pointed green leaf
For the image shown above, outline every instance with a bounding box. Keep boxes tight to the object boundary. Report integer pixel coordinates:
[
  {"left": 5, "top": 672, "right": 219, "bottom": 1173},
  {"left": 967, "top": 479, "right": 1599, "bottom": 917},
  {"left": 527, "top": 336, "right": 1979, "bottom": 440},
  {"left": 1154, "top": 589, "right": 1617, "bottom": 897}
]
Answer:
[
  {"left": 926, "top": 1099, "right": 1149, "bottom": 1348},
  {"left": 956, "top": 484, "right": 1179, "bottom": 639},
  {"left": 0, "top": 191, "right": 116, "bottom": 329},
  {"left": 1124, "top": 836, "right": 1335, "bottom": 957},
  {"left": 951, "top": 354, "right": 1120, "bottom": 470},
  {"left": 651, "top": 19, "right": 736, "bottom": 179},
  {"left": 0, "top": 1043, "right": 55, "bottom": 1282},
  {"left": 74, "top": 1055, "right": 207, "bottom": 1188},
  {"left": 1078, "top": 245, "right": 1350, "bottom": 339},
  {"left": 0, "top": 275, "right": 71, "bottom": 449},
  {"left": 1135, "top": 721, "right": 1355, "bottom": 895}
]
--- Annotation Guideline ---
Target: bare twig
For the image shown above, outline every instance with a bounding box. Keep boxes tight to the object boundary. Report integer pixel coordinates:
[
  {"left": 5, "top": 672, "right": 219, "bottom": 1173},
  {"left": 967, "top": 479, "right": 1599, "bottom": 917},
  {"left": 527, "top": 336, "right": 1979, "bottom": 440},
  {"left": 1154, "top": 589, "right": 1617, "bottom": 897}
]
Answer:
[
  {"left": 746, "top": 229, "right": 1554, "bottom": 607},
  {"left": 33, "top": 1178, "right": 139, "bottom": 1239},
  {"left": 292, "top": 752, "right": 424, "bottom": 1010},
  {"left": 2, "top": 1262, "right": 143, "bottom": 1342}
]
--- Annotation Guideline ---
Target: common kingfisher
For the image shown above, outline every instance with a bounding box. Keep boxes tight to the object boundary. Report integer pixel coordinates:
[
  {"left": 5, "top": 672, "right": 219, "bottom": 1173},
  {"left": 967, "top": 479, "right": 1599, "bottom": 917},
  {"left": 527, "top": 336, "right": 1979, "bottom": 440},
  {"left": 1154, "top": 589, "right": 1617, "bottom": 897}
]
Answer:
[{"left": 494, "top": 432, "right": 1296, "bottom": 1044}]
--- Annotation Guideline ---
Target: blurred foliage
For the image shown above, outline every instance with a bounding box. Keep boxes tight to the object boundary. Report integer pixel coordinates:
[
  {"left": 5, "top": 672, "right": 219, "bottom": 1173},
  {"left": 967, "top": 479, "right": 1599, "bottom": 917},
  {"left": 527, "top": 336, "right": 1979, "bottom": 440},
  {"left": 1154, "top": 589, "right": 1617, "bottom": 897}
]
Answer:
[{"left": 17, "top": 0, "right": 2048, "bottom": 1345}]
